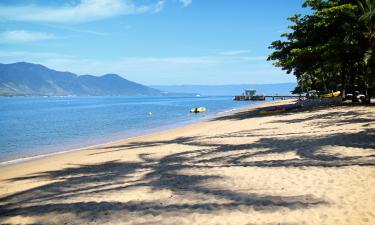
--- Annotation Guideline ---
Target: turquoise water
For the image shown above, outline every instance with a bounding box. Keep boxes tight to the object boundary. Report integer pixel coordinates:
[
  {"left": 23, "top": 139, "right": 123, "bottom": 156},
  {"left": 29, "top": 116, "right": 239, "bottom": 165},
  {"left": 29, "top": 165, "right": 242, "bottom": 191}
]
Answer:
[{"left": 0, "top": 96, "right": 263, "bottom": 163}]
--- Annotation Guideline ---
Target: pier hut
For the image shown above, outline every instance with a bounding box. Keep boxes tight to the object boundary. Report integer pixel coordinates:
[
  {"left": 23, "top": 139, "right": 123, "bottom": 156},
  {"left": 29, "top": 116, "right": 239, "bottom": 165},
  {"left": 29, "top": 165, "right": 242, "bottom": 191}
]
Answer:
[{"left": 234, "top": 89, "right": 265, "bottom": 101}]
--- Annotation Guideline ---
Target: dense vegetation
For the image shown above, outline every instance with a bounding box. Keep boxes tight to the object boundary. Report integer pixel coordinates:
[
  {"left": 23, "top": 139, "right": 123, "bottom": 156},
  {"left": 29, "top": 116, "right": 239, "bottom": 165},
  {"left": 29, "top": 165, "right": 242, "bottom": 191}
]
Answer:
[{"left": 268, "top": 0, "right": 375, "bottom": 101}]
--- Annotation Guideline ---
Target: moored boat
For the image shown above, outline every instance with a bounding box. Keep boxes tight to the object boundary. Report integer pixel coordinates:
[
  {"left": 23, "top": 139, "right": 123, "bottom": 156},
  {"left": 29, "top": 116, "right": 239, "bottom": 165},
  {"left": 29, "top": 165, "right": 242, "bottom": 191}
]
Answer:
[{"left": 190, "top": 107, "right": 206, "bottom": 113}]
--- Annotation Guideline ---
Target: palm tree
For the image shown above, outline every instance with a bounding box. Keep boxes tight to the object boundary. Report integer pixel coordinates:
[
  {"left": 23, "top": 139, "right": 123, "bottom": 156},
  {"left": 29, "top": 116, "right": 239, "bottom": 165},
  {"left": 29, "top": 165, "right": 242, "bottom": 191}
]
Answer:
[
  {"left": 356, "top": 0, "right": 375, "bottom": 100},
  {"left": 357, "top": 0, "right": 375, "bottom": 63}
]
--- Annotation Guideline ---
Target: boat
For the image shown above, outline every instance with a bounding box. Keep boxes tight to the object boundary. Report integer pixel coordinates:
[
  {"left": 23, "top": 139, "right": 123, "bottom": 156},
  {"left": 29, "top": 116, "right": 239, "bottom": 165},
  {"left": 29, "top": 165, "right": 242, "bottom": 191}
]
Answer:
[
  {"left": 190, "top": 107, "right": 206, "bottom": 113},
  {"left": 321, "top": 91, "right": 341, "bottom": 98}
]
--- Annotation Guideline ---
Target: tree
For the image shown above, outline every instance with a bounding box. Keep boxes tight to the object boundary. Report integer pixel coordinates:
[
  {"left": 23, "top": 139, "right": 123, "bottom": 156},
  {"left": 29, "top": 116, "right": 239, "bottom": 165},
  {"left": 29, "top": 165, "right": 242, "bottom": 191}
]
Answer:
[
  {"left": 268, "top": 0, "right": 374, "bottom": 100},
  {"left": 356, "top": 0, "right": 375, "bottom": 96}
]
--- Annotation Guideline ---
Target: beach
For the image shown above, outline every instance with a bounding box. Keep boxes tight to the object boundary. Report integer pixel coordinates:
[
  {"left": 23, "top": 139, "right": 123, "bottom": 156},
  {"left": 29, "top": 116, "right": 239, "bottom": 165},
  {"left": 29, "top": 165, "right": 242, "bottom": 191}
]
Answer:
[{"left": 0, "top": 99, "right": 374, "bottom": 225}]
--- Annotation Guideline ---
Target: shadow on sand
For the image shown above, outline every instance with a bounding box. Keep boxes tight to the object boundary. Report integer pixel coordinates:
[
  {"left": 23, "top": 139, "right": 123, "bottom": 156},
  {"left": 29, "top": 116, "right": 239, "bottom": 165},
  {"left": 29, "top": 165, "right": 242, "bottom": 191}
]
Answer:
[{"left": 0, "top": 103, "right": 374, "bottom": 224}]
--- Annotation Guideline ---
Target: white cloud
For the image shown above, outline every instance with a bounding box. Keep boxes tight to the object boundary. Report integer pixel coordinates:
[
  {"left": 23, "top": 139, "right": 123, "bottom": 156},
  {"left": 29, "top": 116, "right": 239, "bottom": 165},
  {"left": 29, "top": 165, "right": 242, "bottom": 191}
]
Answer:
[
  {"left": 0, "top": 30, "right": 57, "bottom": 43},
  {"left": 39, "top": 56, "right": 218, "bottom": 77},
  {"left": 0, "top": 50, "right": 72, "bottom": 58},
  {"left": 0, "top": 0, "right": 165, "bottom": 23},
  {"left": 242, "top": 56, "right": 267, "bottom": 61},
  {"left": 0, "top": 50, "right": 217, "bottom": 73},
  {"left": 121, "top": 56, "right": 216, "bottom": 65},
  {"left": 179, "top": 0, "right": 192, "bottom": 7},
  {"left": 0, "top": 50, "right": 284, "bottom": 84},
  {"left": 154, "top": 0, "right": 166, "bottom": 12},
  {"left": 218, "top": 50, "right": 251, "bottom": 56}
]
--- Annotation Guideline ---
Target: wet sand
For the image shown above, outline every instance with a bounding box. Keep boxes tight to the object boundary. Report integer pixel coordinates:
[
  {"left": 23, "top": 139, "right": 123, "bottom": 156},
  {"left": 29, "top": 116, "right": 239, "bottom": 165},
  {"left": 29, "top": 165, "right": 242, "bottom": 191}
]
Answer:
[{"left": 0, "top": 100, "right": 374, "bottom": 225}]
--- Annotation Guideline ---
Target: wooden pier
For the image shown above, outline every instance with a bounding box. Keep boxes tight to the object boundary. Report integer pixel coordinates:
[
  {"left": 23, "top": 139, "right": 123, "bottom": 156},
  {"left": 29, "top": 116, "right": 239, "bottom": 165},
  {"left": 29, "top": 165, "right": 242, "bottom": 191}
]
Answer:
[
  {"left": 234, "top": 95, "right": 266, "bottom": 101},
  {"left": 234, "top": 95, "right": 300, "bottom": 101},
  {"left": 234, "top": 88, "right": 299, "bottom": 101},
  {"left": 265, "top": 95, "right": 300, "bottom": 100}
]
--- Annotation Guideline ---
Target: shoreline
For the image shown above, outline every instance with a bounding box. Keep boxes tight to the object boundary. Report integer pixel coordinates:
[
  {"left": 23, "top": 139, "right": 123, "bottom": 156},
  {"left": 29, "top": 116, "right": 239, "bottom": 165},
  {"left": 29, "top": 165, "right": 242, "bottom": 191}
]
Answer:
[
  {"left": 0, "top": 100, "right": 271, "bottom": 168},
  {"left": 1, "top": 99, "right": 373, "bottom": 225}
]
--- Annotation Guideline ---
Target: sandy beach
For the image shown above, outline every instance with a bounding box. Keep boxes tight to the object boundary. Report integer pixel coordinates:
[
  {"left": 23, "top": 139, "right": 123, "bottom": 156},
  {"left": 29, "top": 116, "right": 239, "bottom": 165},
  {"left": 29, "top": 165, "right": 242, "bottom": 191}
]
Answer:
[{"left": 0, "top": 100, "right": 374, "bottom": 225}]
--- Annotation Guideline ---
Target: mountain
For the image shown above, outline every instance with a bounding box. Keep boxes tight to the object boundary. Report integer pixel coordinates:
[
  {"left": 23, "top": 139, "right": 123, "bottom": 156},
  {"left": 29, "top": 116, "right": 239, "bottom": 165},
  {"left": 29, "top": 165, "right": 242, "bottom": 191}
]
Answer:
[
  {"left": 152, "top": 83, "right": 296, "bottom": 96},
  {"left": 0, "top": 62, "right": 296, "bottom": 97},
  {"left": 0, "top": 62, "right": 162, "bottom": 96}
]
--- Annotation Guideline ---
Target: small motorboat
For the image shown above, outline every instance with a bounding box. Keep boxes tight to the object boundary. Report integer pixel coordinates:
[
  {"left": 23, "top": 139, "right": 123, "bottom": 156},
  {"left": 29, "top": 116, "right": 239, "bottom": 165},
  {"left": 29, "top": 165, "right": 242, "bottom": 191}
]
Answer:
[
  {"left": 321, "top": 91, "right": 341, "bottom": 98},
  {"left": 190, "top": 107, "right": 206, "bottom": 113}
]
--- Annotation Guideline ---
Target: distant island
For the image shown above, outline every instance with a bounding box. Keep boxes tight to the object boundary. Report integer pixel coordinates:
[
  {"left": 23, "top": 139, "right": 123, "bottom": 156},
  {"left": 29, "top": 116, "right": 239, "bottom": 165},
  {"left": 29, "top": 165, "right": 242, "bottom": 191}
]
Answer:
[
  {"left": 0, "top": 62, "right": 295, "bottom": 97},
  {"left": 0, "top": 62, "right": 162, "bottom": 96}
]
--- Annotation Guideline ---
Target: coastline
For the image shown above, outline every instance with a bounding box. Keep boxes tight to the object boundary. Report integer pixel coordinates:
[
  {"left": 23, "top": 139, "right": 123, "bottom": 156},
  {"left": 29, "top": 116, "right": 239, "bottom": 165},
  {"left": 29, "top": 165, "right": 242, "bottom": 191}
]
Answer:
[
  {"left": 0, "top": 100, "right": 271, "bottom": 168},
  {"left": 1, "top": 99, "right": 374, "bottom": 225}
]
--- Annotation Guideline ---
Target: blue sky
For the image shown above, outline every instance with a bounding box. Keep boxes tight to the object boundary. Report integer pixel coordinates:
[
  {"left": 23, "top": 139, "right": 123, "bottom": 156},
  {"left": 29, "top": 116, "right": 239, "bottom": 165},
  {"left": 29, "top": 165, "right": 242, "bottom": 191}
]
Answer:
[{"left": 0, "top": 0, "right": 307, "bottom": 85}]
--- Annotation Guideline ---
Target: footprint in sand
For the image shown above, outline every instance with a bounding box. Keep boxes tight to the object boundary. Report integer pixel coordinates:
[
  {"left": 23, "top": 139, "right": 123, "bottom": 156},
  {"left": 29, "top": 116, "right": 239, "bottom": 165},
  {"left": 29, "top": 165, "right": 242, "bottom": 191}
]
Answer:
[{"left": 362, "top": 218, "right": 369, "bottom": 223}]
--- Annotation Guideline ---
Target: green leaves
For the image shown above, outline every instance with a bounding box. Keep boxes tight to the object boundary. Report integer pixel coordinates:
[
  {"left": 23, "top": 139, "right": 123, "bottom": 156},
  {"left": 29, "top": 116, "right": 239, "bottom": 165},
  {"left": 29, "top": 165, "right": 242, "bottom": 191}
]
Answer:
[{"left": 268, "top": 0, "right": 375, "bottom": 95}]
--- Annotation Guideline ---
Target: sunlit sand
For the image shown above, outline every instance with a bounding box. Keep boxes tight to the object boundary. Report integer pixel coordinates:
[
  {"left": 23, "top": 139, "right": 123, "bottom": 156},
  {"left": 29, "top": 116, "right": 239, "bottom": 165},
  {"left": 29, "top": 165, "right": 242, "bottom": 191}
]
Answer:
[{"left": 0, "top": 100, "right": 374, "bottom": 224}]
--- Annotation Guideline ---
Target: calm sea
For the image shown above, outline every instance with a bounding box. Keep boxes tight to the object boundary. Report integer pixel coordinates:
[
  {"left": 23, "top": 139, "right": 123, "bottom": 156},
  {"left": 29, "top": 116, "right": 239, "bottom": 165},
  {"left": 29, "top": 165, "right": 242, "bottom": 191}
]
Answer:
[{"left": 0, "top": 96, "right": 263, "bottom": 164}]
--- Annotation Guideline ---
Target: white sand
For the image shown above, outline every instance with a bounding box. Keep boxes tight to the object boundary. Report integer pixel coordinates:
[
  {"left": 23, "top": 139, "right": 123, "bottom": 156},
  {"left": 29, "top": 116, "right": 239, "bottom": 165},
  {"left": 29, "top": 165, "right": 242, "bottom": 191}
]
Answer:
[{"left": 0, "top": 100, "right": 374, "bottom": 225}]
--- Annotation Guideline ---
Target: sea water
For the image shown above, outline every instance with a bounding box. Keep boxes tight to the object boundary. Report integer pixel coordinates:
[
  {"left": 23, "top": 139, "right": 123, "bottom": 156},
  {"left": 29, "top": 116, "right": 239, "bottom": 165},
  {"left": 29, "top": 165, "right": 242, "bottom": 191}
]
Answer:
[{"left": 0, "top": 96, "right": 264, "bottom": 164}]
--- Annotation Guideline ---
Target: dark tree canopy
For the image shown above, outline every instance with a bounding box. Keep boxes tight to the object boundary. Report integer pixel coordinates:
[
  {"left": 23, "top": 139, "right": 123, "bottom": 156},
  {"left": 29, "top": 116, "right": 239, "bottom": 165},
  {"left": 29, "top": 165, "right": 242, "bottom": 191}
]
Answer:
[{"left": 268, "top": 0, "right": 375, "bottom": 97}]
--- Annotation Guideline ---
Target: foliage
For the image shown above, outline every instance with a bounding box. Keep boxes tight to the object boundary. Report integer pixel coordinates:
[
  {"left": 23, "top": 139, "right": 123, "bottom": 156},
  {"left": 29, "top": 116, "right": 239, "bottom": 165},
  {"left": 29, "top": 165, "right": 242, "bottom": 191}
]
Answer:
[{"left": 268, "top": 0, "right": 375, "bottom": 97}]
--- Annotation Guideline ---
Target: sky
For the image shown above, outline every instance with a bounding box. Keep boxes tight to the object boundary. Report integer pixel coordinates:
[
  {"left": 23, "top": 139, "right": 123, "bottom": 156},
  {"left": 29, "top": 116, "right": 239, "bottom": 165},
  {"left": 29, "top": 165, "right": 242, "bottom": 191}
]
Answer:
[{"left": 0, "top": 0, "right": 308, "bottom": 85}]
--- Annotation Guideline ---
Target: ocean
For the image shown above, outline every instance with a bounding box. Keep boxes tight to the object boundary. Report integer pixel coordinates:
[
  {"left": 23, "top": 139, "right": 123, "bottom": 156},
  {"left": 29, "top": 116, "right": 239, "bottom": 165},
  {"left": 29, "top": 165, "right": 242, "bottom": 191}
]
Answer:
[{"left": 0, "top": 96, "right": 264, "bottom": 164}]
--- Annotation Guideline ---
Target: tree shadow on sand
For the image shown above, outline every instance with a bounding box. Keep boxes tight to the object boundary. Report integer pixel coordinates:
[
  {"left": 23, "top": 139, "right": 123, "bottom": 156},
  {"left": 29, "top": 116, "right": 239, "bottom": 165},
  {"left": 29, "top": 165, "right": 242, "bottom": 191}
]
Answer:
[
  {"left": 212, "top": 101, "right": 375, "bottom": 123},
  {"left": 0, "top": 152, "right": 325, "bottom": 223},
  {"left": 1, "top": 104, "right": 374, "bottom": 224}
]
